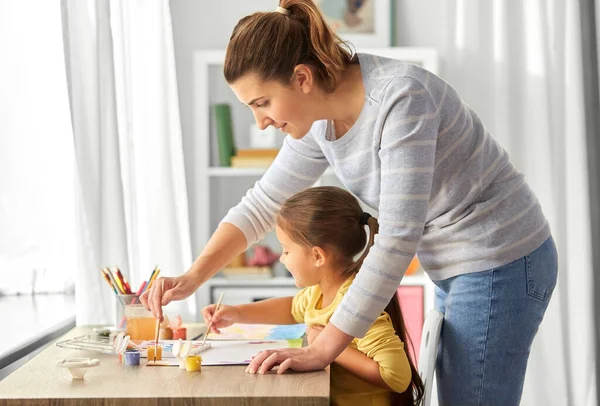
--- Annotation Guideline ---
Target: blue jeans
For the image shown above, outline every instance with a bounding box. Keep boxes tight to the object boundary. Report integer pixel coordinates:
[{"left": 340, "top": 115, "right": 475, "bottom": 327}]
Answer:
[{"left": 433, "top": 237, "right": 558, "bottom": 406}]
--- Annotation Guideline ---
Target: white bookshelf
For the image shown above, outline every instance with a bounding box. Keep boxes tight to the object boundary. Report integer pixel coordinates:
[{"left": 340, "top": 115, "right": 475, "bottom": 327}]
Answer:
[{"left": 193, "top": 47, "right": 439, "bottom": 315}]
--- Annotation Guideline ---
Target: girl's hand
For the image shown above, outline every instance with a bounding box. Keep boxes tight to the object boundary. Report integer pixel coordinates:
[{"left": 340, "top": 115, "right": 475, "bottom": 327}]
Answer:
[
  {"left": 305, "top": 325, "right": 324, "bottom": 345},
  {"left": 140, "top": 275, "right": 200, "bottom": 319},
  {"left": 201, "top": 304, "right": 240, "bottom": 334}
]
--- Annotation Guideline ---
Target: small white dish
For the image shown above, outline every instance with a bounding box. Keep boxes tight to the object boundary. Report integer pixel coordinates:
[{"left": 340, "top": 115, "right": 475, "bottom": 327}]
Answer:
[{"left": 57, "top": 358, "right": 100, "bottom": 379}]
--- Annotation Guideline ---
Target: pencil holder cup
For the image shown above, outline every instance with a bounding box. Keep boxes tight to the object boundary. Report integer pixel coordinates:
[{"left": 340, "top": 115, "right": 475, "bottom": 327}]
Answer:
[{"left": 115, "top": 294, "right": 140, "bottom": 331}]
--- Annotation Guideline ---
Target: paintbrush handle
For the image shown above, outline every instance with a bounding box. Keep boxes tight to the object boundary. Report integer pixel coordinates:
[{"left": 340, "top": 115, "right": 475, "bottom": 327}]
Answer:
[
  {"left": 202, "top": 292, "right": 224, "bottom": 346},
  {"left": 153, "top": 279, "right": 164, "bottom": 361}
]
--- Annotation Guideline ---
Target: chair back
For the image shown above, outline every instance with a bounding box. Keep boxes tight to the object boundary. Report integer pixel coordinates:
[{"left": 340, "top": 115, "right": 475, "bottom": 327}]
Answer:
[{"left": 418, "top": 310, "right": 444, "bottom": 406}]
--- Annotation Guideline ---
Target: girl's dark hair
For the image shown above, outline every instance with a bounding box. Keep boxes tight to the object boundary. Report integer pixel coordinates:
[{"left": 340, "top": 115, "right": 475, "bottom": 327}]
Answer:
[
  {"left": 224, "top": 0, "right": 356, "bottom": 92},
  {"left": 277, "top": 186, "right": 424, "bottom": 405}
]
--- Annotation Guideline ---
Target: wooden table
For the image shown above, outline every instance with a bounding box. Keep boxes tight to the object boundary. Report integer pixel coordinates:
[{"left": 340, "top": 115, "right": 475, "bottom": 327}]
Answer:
[{"left": 0, "top": 327, "right": 329, "bottom": 405}]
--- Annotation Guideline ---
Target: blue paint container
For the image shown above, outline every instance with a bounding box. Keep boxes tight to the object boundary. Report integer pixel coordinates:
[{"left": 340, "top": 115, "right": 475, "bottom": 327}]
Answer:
[{"left": 124, "top": 349, "right": 140, "bottom": 366}]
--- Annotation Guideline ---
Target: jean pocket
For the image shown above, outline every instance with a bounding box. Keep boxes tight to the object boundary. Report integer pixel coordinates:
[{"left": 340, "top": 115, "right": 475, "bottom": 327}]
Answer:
[{"left": 525, "top": 238, "right": 558, "bottom": 302}]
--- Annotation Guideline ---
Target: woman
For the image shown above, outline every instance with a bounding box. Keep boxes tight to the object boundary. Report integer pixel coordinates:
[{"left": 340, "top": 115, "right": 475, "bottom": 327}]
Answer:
[{"left": 141, "top": 1, "right": 557, "bottom": 404}]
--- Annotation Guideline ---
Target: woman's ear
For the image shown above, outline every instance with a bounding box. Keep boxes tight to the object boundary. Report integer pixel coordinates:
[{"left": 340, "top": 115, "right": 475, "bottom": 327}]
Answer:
[{"left": 293, "top": 64, "right": 314, "bottom": 94}]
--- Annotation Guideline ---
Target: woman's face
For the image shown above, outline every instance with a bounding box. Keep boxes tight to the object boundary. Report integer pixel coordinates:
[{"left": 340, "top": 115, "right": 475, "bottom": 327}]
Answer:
[
  {"left": 275, "top": 225, "right": 319, "bottom": 288},
  {"left": 229, "top": 70, "right": 316, "bottom": 139}
]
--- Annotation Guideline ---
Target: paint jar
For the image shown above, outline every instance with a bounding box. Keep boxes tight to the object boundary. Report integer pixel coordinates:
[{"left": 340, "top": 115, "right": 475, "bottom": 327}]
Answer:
[
  {"left": 173, "top": 327, "right": 187, "bottom": 340},
  {"left": 147, "top": 344, "right": 163, "bottom": 361},
  {"left": 185, "top": 356, "right": 202, "bottom": 372},
  {"left": 124, "top": 350, "right": 140, "bottom": 366}
]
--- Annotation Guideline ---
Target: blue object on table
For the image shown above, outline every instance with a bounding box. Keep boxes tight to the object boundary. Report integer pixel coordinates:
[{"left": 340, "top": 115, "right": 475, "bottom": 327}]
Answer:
[{"left": 124, "top": 349, "right": 140, "bottom": 366}]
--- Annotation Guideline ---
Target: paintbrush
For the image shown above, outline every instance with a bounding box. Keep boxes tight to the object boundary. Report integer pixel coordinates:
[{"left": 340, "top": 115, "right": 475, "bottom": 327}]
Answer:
[
  {"left": 202, "top": 292, "right": 224, "bottom": 346},
  {"left": 153, "top": 278, "right": 164, "bottom": 363}
]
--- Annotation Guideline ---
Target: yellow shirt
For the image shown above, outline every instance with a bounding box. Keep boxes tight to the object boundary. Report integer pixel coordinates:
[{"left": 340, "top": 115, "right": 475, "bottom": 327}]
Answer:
[{"left": 291, "top": 276, "right": 412, "bottom": 406}]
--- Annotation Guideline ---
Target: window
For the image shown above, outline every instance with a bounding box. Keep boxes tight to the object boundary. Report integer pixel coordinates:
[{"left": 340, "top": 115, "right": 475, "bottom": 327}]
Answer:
[{"left": 0, "top": 2, "right": 76, "bottom": 294}]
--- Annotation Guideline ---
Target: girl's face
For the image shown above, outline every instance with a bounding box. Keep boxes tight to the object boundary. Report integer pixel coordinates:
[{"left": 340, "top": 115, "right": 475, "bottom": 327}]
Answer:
[
  {"left": 229, "top": 69, "right": 316, "bottom": 140},
  {"left": 275, "top": 225, "right": 320, "bottom": 288}
]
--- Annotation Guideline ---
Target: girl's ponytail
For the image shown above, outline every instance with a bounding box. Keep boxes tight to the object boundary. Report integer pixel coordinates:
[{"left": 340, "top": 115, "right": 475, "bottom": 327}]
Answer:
[{"left": 344, "top": 214, "right": 378, "bottom": 276}]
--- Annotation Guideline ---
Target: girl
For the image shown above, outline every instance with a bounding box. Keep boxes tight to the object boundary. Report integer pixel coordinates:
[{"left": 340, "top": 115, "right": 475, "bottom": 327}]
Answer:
[
  {"left": 202, "top": 187, "right": 424, "bottom": 406},
  {"left": 142, "top": 1, "right": 557, "bottom": 404}
]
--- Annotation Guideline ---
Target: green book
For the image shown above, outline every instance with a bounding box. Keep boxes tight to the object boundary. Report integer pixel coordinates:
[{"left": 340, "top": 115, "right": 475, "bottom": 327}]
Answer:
[{"left": 214, "top": 103, "right": 236, "bottom": 167}]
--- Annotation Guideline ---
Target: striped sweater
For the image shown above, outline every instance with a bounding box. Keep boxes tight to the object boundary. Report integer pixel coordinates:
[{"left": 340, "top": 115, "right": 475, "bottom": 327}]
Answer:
[{"left": 221, "top": 53, "right": 551, "bottom": 337}]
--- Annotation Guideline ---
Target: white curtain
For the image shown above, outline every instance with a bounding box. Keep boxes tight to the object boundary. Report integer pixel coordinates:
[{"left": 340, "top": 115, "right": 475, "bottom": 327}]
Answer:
[
  {"left": 434, "top": 1, "right": 595, "bottom": 405},
  {"left": 62, "top": 0, "right": 194, "bottom": 325}
]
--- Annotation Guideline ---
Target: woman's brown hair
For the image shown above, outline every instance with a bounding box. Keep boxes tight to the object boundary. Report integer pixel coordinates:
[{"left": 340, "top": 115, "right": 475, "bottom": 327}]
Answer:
[
  {"left": 277, "top": 186, "right": 424, "bottom": 406},
  {"left": 224, "top": 0, "right": 356, "bottom": 92}
]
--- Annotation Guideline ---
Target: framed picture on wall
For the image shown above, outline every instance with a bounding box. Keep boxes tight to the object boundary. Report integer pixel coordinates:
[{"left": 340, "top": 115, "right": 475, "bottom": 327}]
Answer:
[{"left": 315, "top": 0, "right": 391, "bottom": 48}]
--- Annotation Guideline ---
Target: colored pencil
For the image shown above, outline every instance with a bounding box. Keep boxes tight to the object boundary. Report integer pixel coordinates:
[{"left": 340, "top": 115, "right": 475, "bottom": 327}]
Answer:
[
  {"left": 115, "top": 267, "right": 132, "bottom": 294},
  {"left": 103, "top": 267, "right": 125, "bottom": 294},
  {"left": 147, "top": 268, "right": 161, "bottom": 290},
  {"left": 101, "top": 269, "right": 118, "bottom": 294}
]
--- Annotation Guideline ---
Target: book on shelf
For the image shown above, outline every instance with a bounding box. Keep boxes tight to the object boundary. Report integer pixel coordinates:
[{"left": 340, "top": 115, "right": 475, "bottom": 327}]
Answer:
[
  {"left": 220, "top": 266, "right": 273, "bottom": 279},
  {"left": 236, "top": 148, "right": 279, "bottom": 158},
  {"left": 214, "top": 103, "right": 236, "bottom": 167},
  {"left": 230, "top": 155, "right": 275, "bottom": 168}
]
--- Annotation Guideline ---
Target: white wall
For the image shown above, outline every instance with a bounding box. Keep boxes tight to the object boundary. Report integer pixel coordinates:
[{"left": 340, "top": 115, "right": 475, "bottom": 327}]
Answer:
[
  {"left": 170, "top": 0, "right": 275, "bottom": 250},
  {"left": 395, "top": 0, "right": 445, "bottom": 47}
]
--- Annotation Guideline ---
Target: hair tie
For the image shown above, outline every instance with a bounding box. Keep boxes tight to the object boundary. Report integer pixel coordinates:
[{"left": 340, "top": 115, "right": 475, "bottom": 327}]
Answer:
[
  {"left": 359, "top": 212, "right": 371, "bottom": 226},
  {"left": 275, "top": 6, "right": 290, "bottom": 15}
]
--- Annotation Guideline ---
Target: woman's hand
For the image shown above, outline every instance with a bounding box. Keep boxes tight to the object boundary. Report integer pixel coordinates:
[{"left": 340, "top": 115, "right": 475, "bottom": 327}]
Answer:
[
  {"left": 305, "top": 325, "right": 324, "bottom": 345},
  {"left": 245, "top": 346, "right": 330, "bottom": 375},
  {"left": 201, "top": 304, "right": 240, "bottom": 334},
  {"left": 139, "top": 274, "right": 200, "bottom": 319},
  {"left": 245, "top": 322, "right": 353, "bottom": 374}
]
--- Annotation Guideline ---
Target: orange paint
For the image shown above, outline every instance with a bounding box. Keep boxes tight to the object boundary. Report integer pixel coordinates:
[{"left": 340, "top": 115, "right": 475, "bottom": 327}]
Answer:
[{"left": 147, "top": 345, "right": 162, "bottom": 361}]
